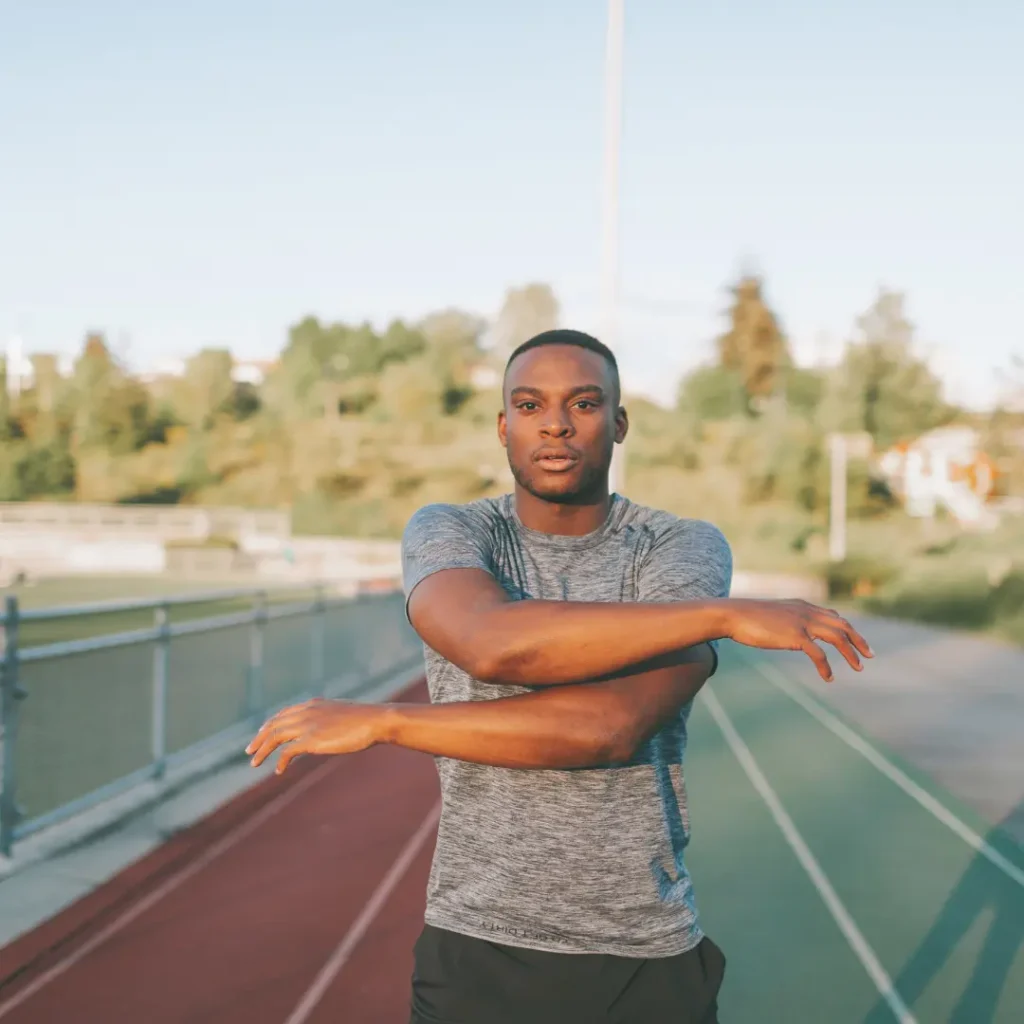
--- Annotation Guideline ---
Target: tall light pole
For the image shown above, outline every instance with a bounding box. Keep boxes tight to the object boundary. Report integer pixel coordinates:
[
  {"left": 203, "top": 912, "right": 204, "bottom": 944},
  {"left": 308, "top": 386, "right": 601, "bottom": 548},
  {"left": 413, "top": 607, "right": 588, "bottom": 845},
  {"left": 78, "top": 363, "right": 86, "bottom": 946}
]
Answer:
[
  {"left": 828, "top": 433, "right": 848, "bottom": 563},
  {"left": 601, "top": 0, "right": 625, "bottom": 494}
]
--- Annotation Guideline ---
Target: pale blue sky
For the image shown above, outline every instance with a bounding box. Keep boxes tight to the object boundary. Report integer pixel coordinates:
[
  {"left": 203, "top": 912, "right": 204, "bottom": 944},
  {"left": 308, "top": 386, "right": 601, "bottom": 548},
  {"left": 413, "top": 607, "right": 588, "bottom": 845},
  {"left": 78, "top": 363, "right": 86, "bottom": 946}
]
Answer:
[{"left": 2, "top": 1, "right": 1021, "bottom": 408}]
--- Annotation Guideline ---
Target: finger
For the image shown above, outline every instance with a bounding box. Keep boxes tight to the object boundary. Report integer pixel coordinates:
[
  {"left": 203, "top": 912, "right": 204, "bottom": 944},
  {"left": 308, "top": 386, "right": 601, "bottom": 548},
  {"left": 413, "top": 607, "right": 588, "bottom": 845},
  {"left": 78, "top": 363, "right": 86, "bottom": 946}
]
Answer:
[
  {"left": 845, "top": 623, "right": 874, "bottom": 658},
  {"left": 249, "top": 725, "right": 300, "bottom": 767},
  {"left": 246, "top": 705, "right": 314, "bottom": 754},
  {"left": 246, "top": 710, "right": 292, "bottom": 753},
  {"left": 800, "top": 637, "right": 833, "bottom": 682},
  {"left": 249, "top": 737, "right": 281, "bottom": 768},
  {"left": 812, "top": 626, "right": 862, "bottom": 672},
  {"left": 276, "top": 745, "right": 307, "bottom": 775},
  {"left": 820, "top": 611, "right": 874, "bottom": 658}
]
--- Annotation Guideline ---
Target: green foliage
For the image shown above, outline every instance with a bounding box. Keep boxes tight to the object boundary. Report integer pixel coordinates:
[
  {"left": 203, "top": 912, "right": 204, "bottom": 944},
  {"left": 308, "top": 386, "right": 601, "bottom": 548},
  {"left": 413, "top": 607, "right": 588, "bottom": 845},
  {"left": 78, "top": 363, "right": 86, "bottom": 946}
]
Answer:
[
  {"left": 9, "top": 272, "right": 1017, "bottom": 643},
  {"left": 821, "top": 290, "right": 956, "bottom": 448},
  {"left": 825, "top": 556, "right": 900, "bottom": 599},
  {"left": 490, "top": 283, "right": 559, "bottom": 361},
  {"left": 0, "top": 358, "right": 10, "bottom": 438},
  {"left": 374, "top": 357, "right": 443, "bottom": 422},
  {"left": 785, "top": 366, "right": 826, "bottom": 418},
  {"left": 177, "top": 348, "right": 235, "bottom": 428},
  {"left": 0, "top": 438, "right": 76, "bottom": 499},
  {"left": 16, "top": 443, "right": 76, "bottom": 496},
  {"left": 677, "top": 365, "right": 745, "bottom": 421},
  {"left": 862, "top": 566, "right": 1024, "bottom": 642},
  {"left": 70, "top": 334, "right": 154, "bottom": 454},
  {"left": 715, "top": 275, "right": 790, "bottom": 414}
]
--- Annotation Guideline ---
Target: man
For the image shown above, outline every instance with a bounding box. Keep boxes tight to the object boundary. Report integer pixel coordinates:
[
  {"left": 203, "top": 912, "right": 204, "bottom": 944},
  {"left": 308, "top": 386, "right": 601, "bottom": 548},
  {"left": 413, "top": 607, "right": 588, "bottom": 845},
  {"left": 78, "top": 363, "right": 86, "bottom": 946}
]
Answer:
[{"left": 247, "top": 329, "right": 872, "bottom": 1023}]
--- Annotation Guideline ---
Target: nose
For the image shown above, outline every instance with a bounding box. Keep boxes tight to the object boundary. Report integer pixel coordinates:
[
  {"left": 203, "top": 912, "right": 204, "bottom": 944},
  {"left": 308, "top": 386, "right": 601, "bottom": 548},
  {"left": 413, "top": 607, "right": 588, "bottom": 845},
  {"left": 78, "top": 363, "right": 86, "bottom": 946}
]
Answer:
[{"left": 540, "top": 410, "right": 573, "bottom": 438}]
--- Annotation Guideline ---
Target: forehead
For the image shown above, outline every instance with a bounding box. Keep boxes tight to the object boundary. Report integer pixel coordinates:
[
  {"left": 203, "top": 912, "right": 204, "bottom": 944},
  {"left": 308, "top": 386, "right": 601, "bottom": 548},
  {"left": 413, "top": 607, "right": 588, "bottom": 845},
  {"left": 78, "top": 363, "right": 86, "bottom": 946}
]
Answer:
[{"left": 504, "top": 344, "right": 614, "bottom": 394}]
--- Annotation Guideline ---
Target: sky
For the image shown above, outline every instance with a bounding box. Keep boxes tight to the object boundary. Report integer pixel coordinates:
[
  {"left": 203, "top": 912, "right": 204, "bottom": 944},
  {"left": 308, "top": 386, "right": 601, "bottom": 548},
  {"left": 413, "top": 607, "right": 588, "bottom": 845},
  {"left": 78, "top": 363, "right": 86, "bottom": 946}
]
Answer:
[{"left": 2, "top": 0, "right": 1021, "bottom": 409}]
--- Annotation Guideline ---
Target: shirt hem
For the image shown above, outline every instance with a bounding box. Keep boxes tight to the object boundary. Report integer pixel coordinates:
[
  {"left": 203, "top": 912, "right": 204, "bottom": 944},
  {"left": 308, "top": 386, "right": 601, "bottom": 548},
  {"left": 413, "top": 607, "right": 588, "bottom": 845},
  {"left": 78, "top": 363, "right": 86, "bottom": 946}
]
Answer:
[{"left": 423, "top": 908, "right": 705, "bottom": 959}]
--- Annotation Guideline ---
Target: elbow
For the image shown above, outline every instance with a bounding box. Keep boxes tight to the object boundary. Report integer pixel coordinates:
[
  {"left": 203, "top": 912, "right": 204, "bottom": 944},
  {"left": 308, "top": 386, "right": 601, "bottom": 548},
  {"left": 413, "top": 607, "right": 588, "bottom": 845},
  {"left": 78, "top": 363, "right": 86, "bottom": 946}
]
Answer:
[
  {"left": 464, "top": 648, "right": 507, "bottom": 684},
  {"left": 465, "top": 632, "right": 535, "bottom": 685},
  {"left": 435, "top": 625, "right": 520, "bottom": 683}
]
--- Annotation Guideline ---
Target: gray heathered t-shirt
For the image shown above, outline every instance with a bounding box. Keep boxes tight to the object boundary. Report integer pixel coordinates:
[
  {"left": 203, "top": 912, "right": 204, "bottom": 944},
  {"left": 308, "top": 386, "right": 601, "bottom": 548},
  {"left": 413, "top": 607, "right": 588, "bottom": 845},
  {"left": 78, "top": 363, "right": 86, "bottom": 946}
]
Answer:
[{"left": 400, "top": 493, "right": 733, "bottom": 958}]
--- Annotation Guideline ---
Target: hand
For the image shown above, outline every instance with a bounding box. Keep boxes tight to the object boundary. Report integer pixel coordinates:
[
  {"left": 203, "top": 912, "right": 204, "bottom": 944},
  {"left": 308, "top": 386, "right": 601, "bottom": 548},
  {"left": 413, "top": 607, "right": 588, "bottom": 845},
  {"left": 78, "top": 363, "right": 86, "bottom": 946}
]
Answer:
[
  {"left": 245, "top": 698, "right": 386, "bottom": 774},
  {"left": 722, "top": 599, "right": 874, "bottom": 682}
]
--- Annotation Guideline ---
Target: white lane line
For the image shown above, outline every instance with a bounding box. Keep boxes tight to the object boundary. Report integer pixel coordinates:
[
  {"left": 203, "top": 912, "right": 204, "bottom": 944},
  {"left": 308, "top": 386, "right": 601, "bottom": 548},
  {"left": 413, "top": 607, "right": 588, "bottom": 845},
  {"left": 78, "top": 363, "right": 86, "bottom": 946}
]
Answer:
[
  {"left": 702, "top": 686, "right": 917, "bottom": 1024},
  {"left": 0, "top": 759, "right": 339, "bottom": 1021},
  {"left": 746, "top": 654, "right": 1024, "bottom": 890},
  {"left": 283, "top": 801, "right": 441, "bottom": 1024}
]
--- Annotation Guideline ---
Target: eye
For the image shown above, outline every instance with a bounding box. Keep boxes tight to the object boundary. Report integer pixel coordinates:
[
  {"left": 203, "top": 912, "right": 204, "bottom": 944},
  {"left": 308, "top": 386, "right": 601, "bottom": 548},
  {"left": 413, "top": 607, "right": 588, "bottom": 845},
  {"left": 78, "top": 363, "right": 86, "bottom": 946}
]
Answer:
[
  {"left": 517, "top": 401, "right": 538, "bottom": 412},
  {"left": 574, "top": 399, "right": 597, "bottom": 410}
]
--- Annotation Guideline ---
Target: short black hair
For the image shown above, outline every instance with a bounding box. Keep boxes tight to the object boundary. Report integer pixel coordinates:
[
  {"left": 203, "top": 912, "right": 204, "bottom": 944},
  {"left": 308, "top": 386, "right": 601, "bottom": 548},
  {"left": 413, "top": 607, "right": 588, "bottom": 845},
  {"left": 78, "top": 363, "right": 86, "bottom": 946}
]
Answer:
[{"left": 504, "top": 329, "right": 620, "bottom": 397}]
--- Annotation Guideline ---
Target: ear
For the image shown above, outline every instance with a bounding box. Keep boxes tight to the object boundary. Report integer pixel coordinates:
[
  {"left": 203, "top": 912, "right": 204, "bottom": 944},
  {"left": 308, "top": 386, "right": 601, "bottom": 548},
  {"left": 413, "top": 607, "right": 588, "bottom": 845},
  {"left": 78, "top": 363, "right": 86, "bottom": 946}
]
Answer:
[
  {"left": 614, "top": 406, "right": 629, "bottom": 445},
  {"left": 497, "top": 409, "right": 508, "bottom": 448}
]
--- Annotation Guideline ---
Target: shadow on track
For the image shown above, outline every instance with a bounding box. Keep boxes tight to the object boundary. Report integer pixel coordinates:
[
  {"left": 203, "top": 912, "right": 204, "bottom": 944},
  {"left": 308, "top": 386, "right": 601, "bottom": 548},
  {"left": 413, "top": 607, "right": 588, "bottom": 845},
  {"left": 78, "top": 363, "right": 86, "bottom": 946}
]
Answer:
[{"left": 864, "top": 800, "right": 1024, "bottom": 1024}]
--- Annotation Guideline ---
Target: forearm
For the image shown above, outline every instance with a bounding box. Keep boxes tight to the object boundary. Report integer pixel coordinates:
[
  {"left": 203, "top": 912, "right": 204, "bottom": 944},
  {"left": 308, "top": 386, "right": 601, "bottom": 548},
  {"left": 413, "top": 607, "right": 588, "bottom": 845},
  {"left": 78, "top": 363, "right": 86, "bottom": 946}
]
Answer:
[
  {"left": 379, "top": 688, "right": 624, "bottom": 769},
  {"left": 378, "top": 650, "right": 715, "bottom": 769},
  {"left": 471, "top": 599, "right": 729, "bottom": 686}
]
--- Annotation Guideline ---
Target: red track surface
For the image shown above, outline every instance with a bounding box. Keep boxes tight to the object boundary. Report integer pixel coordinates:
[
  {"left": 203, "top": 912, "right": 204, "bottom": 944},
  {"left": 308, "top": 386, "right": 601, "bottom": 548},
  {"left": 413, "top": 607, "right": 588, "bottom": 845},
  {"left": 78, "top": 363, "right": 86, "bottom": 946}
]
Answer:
[{"left": 0, "top": 680, "right": 438, "bottom": 1024}]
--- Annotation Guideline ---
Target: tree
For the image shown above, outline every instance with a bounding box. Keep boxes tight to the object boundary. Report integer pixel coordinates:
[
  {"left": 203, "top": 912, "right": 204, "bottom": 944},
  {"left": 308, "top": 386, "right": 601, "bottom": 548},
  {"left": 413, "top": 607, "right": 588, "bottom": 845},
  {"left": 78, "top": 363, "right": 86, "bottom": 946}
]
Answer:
[
  {"left": 70, "top": 332, "right": 153, "bottom": 453},
  {"left": 715, "top": 275, "right": 790, "bottom": 414},
  {"left": 30, "top": 354, "right": 61, "bottom": 417},
  {"left": 984, "top": 354, "right": 1024, "bottom": 497},
  {"left": 822, "top": 289, "right": 956, "bottom": 449},
  {"left": 177, "top": 348, "right": 235, "bottom": 429},
  {"left": 273, "top": 317, "right": 429, "bottom": 420},
  {"left": 489, "top": 283, "right": 560, "bottom": 362},
  {"left": 418, "top": 309, "right": 486, "bottom": 413},
  {"left": 379, "top": 319, "right": 427, "bottom": 366},
  {"left": 0, "top": 357, "right": 11, "bottom": 439},
  {"left": 785, "top": 366, "right": 826, "bottom": 419},
  {"left": 677, "top": 364, "right": 745, "bottom": 421}
]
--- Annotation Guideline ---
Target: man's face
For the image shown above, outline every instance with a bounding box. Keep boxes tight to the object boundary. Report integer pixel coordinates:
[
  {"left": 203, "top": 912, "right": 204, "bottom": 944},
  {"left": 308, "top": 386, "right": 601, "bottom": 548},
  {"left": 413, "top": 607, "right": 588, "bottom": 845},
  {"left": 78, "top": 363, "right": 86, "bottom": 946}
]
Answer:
[{"left": 498, "top": 344, "right": 628, "bottom": 502}]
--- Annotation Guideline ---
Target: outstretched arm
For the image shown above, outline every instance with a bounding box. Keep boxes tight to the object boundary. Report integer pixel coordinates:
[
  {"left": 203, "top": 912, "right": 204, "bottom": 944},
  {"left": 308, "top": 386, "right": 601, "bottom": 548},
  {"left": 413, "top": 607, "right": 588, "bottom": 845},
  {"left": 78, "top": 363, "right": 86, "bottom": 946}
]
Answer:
[
  {"left": 408, "top": 568, "right": 730, "bottom": 685},
  {"left": 247, "top": 644, "right": 716, "bottom": 774},
  {"left": 405, "top": 512, "right": 871, "bottom": 686}
]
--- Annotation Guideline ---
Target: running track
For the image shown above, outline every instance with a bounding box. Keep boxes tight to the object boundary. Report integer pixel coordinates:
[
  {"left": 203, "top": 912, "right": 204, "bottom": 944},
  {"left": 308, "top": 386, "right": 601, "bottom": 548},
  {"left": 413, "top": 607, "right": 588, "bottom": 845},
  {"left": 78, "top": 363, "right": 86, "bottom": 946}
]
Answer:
[{"left": 1, "top": 626, "right": 1023, "bottom": 1023}]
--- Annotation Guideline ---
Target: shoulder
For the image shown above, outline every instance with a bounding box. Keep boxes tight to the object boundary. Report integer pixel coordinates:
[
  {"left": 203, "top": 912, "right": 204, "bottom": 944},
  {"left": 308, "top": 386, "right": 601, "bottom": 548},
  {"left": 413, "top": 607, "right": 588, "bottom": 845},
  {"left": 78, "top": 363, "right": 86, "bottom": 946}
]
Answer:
[
  {"left": 622, "top": 501, "right": 731, "bottom": 557},
  {"left": 628, "top": 505, "right": 733, "bottom": 599},
  {"left": 402, "top": 498, "right": 508, "bottom": 546}
]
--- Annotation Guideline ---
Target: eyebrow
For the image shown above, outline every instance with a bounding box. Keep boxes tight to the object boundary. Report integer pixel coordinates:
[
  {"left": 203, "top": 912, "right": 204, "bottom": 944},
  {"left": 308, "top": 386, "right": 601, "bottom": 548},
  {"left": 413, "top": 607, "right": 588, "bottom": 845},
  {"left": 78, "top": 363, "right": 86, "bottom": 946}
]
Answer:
[{"left": 509, "top": 385, "right": 606, "bottom": 400}]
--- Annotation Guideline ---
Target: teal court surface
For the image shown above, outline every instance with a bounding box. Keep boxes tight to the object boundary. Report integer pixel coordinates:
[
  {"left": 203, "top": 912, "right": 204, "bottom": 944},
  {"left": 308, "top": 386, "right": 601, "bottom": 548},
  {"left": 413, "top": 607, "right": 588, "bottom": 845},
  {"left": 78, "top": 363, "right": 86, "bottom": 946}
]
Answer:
[{"left": 685, "top": 638, "right": 1024, "bottom": 1023}]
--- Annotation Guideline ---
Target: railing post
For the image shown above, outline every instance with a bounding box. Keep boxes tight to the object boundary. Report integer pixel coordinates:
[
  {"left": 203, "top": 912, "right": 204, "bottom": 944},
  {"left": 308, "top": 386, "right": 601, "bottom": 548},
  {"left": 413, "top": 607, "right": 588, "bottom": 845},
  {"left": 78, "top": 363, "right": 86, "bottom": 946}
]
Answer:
[
  {"left": 311, "top": 583, "right": 326, "bottom": 695},
  {"left": 151, "top": 603, "right": 170, "bottom": 780},
  {"left": 1, "top": 596, "right": 25, "bottom": 858},
  {"left": 247, "top": 590, "right": 267, "bottom": 722}
]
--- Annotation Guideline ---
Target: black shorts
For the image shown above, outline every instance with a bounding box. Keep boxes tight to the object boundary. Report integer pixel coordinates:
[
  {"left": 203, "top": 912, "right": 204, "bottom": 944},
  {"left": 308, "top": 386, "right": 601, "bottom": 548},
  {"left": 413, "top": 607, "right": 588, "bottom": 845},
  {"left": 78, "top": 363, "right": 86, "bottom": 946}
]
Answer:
[{"left": 409, "top": 924, "right": 726, "bottom": 1024}]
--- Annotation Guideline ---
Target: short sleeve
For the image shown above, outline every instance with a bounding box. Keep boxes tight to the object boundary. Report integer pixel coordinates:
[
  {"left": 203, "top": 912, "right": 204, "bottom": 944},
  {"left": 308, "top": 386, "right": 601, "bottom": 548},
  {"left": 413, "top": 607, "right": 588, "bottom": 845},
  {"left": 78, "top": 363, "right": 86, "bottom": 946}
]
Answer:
[
  {"left": 637, "top": 518, "right": 733, "bottom": 675},
  {"left": 401, "top": 503, "right": 494, "bottom": 618}
]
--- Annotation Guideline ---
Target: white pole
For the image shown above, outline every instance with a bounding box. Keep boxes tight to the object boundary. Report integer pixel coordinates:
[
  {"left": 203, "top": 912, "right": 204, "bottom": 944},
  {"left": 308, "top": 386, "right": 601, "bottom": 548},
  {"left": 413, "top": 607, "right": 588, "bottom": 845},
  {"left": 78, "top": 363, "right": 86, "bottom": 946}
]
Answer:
[
  {"left": 601, "top": 0, "right": 625, "bottom": 494},
  {"left": 829, "top": 433, "right": 848, "bottom": 562}
]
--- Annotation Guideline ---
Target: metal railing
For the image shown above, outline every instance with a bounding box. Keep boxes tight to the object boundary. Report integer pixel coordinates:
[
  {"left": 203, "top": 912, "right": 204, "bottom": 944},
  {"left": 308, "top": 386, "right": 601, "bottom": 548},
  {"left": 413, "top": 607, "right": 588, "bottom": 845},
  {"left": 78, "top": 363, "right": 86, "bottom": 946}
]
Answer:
[{"left": 0, "top": 583, "right": 423, "bottom": 856}]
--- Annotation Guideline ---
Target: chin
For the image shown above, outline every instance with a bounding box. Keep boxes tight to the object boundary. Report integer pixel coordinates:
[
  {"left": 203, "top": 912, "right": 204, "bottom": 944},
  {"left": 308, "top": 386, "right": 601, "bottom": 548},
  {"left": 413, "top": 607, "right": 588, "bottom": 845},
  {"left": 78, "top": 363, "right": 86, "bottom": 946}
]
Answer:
[
  {"left": 533, "top": 480, "right": 580, "bottom": 500},
  {"left": 523, "top": 473, "right": 598, "bottom": 504},
  {"left": 510, "top": 459, "right": 607, "bottom": 503}
]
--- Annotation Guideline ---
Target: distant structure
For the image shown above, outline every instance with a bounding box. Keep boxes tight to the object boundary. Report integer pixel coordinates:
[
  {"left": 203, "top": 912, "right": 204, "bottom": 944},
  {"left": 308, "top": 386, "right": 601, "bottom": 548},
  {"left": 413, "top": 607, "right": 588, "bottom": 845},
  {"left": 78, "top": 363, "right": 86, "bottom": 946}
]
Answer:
[{"left": 877, "top": 426, "right": 1001, "bottom": 528}]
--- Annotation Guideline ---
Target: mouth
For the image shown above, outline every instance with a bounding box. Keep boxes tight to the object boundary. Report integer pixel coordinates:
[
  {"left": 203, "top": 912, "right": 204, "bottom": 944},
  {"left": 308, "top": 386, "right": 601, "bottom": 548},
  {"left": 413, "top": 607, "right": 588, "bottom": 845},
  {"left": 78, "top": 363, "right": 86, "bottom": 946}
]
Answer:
[{"left": 534, "top": 450, "right": 580, "bottom": 473}]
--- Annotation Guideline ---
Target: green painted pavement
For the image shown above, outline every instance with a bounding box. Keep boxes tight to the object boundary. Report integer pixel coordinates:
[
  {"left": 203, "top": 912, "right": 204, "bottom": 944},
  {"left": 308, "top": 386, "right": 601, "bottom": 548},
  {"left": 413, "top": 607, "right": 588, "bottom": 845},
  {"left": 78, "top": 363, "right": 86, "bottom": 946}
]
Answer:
[
  {"left": 683, "top": 693, "right": 881, "bottom": 1022},
  {"left": 682, "top": 648, "right": 1024, "bottom": 1024}
]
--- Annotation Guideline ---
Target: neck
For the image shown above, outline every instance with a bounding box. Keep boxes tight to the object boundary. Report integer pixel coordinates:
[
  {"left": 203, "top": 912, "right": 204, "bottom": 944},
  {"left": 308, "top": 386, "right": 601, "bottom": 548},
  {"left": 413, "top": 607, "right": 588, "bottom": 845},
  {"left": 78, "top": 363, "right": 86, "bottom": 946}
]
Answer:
[{"left": 513, "top": 483, "right": 612, "bottom": 536}]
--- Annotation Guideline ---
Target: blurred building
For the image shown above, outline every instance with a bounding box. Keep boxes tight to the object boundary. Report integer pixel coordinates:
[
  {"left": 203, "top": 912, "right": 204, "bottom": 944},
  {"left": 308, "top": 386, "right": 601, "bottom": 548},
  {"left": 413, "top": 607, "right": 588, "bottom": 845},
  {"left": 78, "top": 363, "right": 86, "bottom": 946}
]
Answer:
[{"left": 878, "top": 426, "right": 1001, "bottom": 527}]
